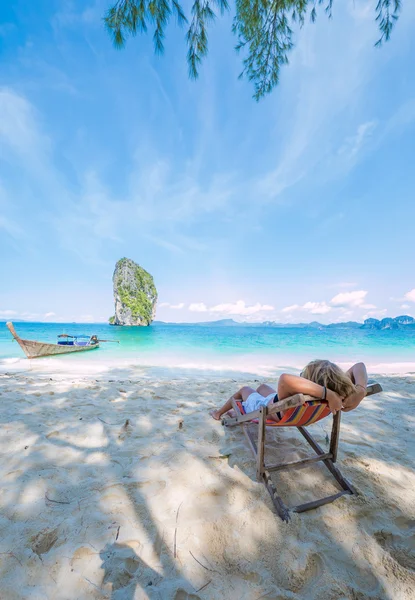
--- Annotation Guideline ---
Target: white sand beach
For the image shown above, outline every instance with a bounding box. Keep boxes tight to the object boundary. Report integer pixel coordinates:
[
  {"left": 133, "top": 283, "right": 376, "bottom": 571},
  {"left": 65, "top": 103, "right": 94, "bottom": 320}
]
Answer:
[{"left": 0, "top": 365, "right": 414, "bottom": 600}]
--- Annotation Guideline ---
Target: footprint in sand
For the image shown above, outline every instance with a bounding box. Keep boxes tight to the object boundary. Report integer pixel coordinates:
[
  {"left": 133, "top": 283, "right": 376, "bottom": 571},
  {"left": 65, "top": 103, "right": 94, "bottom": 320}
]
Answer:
[
  {"left": 204, "top": 430, "right": 220, "bottom": 444},
  {"left": 394, "top": 517, "right": 415, "bottom": 532},
  {"left": 100, "top": 546, "right": 140, "bottom": 591},
  {"left": 71, "top": 546, "right": 96, "bottom": 566},
  {"left": 294, "top": 552, "right": 323, "bottom": 594},
  {"left": 30, "top": 528, "right": 60, "bottom": 558},
  {"left": 374, "top": 528, "right": 415, "bottom": 572},
  {"left": 241, "top": 570, "right": 262, "bottom": 584},
  {"left": 99, "top": 542, "right": 161, "bottom": 592}
]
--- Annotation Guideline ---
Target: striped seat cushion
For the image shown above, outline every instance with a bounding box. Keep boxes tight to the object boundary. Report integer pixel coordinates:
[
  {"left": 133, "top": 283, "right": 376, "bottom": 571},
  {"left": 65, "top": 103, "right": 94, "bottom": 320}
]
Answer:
[{"left": 236, "top": 400, "right": 331, "bottom": 427}]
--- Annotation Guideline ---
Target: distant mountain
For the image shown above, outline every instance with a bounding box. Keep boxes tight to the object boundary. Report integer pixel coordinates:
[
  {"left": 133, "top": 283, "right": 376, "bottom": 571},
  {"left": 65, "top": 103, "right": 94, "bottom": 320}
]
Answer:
[
  {"left": 0, "top": 318, "right": 25, "bottom": 323},
  {"left": 360, "top": 315, "right": 415, "bottom": 330},
  {"left": 153, "top": 319, "right": 243, "bottom": 327},
  {"left": 153, "top": 319, "right": 362, "bottom": 328},
  {"left": 325, "top": 321, "right": 362, "bottom": 329},
  {"left": 154, "top": 316, "right": 415, "bottom": 330}
]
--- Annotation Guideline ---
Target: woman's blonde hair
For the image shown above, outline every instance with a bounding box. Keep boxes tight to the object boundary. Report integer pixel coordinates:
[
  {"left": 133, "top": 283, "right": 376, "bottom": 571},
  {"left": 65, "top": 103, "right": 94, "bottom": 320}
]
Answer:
[{"left": 301, "top": 359, "right": 355, "bottom": 398}]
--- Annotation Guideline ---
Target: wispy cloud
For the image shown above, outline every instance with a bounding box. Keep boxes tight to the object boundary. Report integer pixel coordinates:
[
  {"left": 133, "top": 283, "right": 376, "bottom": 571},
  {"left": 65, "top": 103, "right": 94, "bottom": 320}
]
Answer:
[
  {"left": 258, "top": 5, "right": 379, "bottom": 201},
  {"left": 0, "top": 88, "right": 51, "bottom": 165},
  {"left": 159, "top": 302, "right": 184, "bottom": 309},
  {"left": 188, "top": 300, "right": 274, "bottom": 317},
  {"left": 327, "top": 282, "right": 357, "bottom": 290},
  {"left": 338, "top": 121, "right": 377, "bottom": 159},
  {"left": 281, "top": 301, "right": 331, "bottom": 315},
  {"left": 404, "top": 289, "right": 415, "bottom": 303},
  {"left": 0, "top": 87, "right": 240, "bottom": 262},
  {"left": 0, "top": 215, "right": 25, "bottom": 240},
  {"left": 0, "top": 310, "right": 17, "bottom": 317}
]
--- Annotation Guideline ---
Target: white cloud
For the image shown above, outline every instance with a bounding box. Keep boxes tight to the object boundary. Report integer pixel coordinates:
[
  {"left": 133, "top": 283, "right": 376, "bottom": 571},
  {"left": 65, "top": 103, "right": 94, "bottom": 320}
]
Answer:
[
  {"left": 404, "top": 289, "right": 415, "bottom": 303},
  {"left": 189, "top": 303, "right": 208, "bottom": 313},
  {"left": 281, "top": 304, "right": 300, "bottom": 313},
  {"left": 281, "top": 290, "right": 378, "bottom": 318},
  {"left": 188, "top": 300, "right": 274, "bottom": 316},
  {"left": 281, "top": 302, "right": 331, "bottom": 315},
  {"left": 302, "top": 301, "right": 332, "bottom": 315},
  {"left": 209, "top": 300, "right": 274, "bottom": 316},
  {"left": 44, "top": 312, "right": 56, "bottom": 317},
  {"left": 330, "top": 290, "right": 369, "bottom": 308},
  {"left": 0, "top": 309, "right": 17, "bottom": 316},
  {"left": 159, "top": 302, "right": 184, "bottom": 309},
  {"left": 401, "top": 304, "right": 411, "bottom": 309}
]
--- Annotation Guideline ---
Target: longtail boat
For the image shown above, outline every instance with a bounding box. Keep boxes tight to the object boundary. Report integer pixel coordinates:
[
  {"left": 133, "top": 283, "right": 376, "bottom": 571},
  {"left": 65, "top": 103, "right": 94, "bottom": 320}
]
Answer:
[{"left": 6, "top": 322, "right": 100, "bottom": 359}]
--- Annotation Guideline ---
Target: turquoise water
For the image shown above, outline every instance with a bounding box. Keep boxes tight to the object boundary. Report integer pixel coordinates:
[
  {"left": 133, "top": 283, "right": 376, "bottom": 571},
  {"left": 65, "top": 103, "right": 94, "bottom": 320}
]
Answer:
[{"left": 1, "top": 322, "right": 415, "bottom": 371}]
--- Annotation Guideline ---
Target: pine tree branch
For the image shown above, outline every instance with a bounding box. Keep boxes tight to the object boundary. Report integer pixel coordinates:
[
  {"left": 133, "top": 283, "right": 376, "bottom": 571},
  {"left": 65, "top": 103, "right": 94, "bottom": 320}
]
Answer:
[{"left": 104, "top": 0, "right": 403, "bottom": 99}]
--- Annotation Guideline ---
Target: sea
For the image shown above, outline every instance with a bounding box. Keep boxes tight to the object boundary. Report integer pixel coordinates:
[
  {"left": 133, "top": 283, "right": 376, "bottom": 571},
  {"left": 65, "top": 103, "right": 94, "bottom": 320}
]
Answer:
[{"left": 1, "top": 321, "right": 415, "bottom": 376}]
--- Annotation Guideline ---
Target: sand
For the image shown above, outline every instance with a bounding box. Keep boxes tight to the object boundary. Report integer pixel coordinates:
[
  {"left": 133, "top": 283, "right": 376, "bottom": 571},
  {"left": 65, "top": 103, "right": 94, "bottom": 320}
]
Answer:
[{"left": 0, "top": 364, "right": 414, "bottom": 600}]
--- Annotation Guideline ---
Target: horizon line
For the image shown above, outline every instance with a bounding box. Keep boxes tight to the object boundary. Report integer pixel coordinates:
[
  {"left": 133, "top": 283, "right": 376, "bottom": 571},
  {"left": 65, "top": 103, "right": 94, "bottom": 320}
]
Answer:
[{"left": 2, "top": 316, "right": 412, "bottom": 327}]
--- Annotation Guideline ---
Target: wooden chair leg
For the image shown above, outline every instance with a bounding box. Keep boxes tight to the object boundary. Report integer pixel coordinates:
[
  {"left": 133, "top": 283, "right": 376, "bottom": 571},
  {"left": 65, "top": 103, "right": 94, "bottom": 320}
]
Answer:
[
  {"left": 256, "top": 408, "right": 266, "bottom": 481},
  {"left": 262, "top": 471, "right": 290, "bottom": 522},
  {"left": 329, "top": 411, "right": 341, "bottom": 463}
]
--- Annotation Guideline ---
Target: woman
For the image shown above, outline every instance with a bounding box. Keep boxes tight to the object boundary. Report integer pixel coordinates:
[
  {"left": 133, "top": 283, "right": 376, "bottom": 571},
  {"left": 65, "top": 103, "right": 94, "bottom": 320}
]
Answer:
[{"left": 210, "top": 360, "right": 368, "bottom": 422}]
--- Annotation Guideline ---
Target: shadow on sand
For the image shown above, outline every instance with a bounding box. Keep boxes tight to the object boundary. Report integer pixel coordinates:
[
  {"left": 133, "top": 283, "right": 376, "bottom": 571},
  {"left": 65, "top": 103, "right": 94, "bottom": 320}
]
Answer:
[{"left": 0, "top": 367, "right": 414, "bottom": 599}]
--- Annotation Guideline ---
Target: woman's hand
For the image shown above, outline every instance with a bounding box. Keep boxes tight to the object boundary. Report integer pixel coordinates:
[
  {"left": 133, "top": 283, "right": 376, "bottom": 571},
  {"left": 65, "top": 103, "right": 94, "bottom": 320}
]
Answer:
[
  {"left": 342, "top": 387, "right": 366, "bottom": 412},
  {"left": 326, "top": 389, "right": 344, "bottom": 414}
]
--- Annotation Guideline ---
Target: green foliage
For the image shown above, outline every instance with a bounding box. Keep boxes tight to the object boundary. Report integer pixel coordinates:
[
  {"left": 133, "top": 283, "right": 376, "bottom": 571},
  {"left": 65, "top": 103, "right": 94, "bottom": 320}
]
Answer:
[
  {"left": 105, "top": 0, "right": 402, "bottom": 99},
  {"left": 118, "top": 286, "right": 154, "bottom": 324},
  {"left": 109, "top": 316, "right": 115, "bottom": 324},
  {"left": 113, "top": 258, "right": 157, "bottom": 326}
]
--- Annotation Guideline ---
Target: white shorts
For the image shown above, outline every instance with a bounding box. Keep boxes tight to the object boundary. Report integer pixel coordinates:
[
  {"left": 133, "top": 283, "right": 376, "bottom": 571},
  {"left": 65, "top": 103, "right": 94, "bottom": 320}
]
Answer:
[{"left": 242, "top": 392, "right": 276, "bottom": 414}]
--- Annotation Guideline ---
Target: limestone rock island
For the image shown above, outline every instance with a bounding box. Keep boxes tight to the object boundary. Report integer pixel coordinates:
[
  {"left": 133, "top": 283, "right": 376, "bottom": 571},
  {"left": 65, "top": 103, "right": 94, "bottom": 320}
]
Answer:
[{"left": 110, "top": 258, "right": 157, "bottom": 326}]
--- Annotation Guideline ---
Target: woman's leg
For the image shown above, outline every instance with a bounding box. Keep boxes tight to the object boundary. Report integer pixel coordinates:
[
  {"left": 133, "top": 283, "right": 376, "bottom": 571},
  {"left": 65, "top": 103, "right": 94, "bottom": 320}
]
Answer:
[
  {"left": 210, "top": 386, "right": 256, "bottom": 421},
  {"left": 257, "top": 382, "right": 282, "bottom": 422},
  {"left": 256, "top": 383, "right": 277, "bottom": 397}
]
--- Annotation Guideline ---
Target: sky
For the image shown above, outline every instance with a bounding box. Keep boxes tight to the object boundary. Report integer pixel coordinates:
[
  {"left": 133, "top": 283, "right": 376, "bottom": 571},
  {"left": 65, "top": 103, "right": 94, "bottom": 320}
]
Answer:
[{"left": 1, "top": 0, "right": 415, "bottom": 324}]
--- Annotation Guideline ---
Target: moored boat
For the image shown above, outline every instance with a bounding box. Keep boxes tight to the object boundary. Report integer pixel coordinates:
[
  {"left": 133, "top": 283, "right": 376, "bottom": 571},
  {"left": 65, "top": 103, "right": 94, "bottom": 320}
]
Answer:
[{"left": 6, "top": 322, "right": 100, "bottom": 359}]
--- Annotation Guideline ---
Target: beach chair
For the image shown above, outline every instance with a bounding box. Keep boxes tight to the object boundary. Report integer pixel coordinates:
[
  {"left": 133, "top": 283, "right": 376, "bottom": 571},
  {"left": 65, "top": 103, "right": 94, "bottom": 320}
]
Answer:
[{"left": 222, "top": 382, "right": 383, "bottom": 521}]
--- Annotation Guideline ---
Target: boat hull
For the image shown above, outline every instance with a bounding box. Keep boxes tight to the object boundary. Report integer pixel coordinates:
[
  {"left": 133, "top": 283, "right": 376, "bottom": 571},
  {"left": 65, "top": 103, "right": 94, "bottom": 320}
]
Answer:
[
  {"left": 15, "top": 338, "right": 99, "bottom": 359},
  {"left": 6, "top": 322, "right": 99, "bottom": 359}
]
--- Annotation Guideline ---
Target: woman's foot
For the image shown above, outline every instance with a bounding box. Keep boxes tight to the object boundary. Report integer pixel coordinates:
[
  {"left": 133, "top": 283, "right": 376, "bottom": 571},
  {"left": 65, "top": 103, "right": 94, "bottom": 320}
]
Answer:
[{"left": 210, "top": 409, "right": 222, "bottom": 421}]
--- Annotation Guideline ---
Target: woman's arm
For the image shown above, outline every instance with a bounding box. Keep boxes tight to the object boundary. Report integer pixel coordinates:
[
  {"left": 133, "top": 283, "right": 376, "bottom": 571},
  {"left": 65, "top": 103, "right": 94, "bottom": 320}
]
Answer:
[
  {"left": 343, "top": 362, "right": 368, "bottom": 412},
  {"left": 278, "top": 373, "right": 344, "bottom": 414},
  {"left": 346, "top": 362, "right": 368, "bottom": 388}
]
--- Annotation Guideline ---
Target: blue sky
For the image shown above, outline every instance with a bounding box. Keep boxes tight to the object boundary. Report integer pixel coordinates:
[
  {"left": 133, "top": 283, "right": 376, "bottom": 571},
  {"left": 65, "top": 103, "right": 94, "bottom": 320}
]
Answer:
[{"left": 1, "top": 0, "right": 415, "bottom": 324}]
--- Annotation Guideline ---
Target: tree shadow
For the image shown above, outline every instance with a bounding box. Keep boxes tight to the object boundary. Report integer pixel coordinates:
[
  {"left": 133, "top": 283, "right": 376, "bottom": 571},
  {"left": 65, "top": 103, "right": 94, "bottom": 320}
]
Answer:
[
  {"left": 0, "top": 369, "right": 414, "bottom": 599},
  {"left": 99, "top": 542, "right": 161, "bottom": 599}
]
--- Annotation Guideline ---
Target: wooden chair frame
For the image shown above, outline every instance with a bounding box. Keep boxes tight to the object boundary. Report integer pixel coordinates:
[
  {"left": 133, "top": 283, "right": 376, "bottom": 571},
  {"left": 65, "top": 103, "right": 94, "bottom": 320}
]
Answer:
[{"left": 222, "top": 382, "right": 382, "bottom": 521}]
